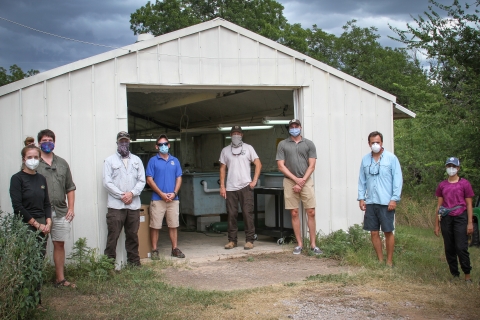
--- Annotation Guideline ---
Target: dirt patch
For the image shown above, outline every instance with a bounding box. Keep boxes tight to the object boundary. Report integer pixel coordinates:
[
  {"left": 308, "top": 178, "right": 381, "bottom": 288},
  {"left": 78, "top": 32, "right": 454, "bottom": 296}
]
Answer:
[{"left": 161, "top": 252, "right": 354, "bottom": 290}]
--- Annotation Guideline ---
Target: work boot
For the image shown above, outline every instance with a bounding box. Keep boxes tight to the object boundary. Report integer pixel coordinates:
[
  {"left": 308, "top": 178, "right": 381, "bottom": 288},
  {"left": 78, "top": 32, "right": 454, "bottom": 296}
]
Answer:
[
  {"left": 224, "top": 241, "right": 237, "bottom": 249},
  {"left": 244, "top": 242, "right": 254, "bottom": 250}
]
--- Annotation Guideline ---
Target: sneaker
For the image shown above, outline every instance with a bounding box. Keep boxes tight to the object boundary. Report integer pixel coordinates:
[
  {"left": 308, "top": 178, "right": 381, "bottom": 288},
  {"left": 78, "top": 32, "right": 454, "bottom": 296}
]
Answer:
[
  {"left": 465, "top": 279, "right": 473, "bottom": 284},
  {"left": 244, "top": 242, "right": 254, "bottom": 250},
  {"left": 151, "top": 249, "right": 160, "bottom": 260},
  {"left": 171, "top": 247, "right": 185, "bottom": 258},
  {"left": 293, "top": 246, "right": 303, "bottom": 255},
  {"left": 450, "top": 276, "right": 461, "bottom": 283},
  {"left": 311, "top": 247, "right": 324, "bottom": 255},
  {"left": 224, "top": 241, "right": 237, "bottom": 249}
]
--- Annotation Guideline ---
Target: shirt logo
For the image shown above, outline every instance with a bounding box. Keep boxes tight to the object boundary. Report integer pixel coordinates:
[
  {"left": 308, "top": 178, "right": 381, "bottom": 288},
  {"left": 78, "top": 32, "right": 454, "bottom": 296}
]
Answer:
[
  {"left": 170, "top": 161, "right": 175, "bottom": 165},
  {"left": 41, "top": 185, "right": 45, "bottom": 189}
]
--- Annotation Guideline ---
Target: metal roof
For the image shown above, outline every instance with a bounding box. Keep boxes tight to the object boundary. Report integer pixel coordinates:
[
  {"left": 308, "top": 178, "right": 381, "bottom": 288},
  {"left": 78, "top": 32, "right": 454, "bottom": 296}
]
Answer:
[{"left": 1, "top": 18, "right": 399, "bottom": 104}]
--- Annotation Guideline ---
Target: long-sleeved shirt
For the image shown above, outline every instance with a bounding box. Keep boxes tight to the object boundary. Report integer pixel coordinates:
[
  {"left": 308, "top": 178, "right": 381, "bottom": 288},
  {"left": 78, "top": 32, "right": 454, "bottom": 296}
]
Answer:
[
  {"left": 10, "top": 170, "right": 52, "bottom": 222},
  {"left": 103, "top": 152, "right": 146, "bottom": 210},
  {"left": 357, "top": 149, "right": 403, "bottom": 205}
]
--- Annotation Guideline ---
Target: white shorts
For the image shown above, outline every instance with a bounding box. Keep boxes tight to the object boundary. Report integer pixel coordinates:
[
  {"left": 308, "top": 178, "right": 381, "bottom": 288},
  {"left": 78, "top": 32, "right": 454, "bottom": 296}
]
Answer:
[{"left": 51, "top": 210, "right": 72, "bottom": 242}]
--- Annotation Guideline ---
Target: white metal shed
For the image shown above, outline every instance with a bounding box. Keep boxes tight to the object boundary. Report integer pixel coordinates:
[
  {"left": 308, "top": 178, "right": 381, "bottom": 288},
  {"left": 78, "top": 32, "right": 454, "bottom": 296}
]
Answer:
[{"left": 0, "top": 18, "right": 414, "bottom": 264}]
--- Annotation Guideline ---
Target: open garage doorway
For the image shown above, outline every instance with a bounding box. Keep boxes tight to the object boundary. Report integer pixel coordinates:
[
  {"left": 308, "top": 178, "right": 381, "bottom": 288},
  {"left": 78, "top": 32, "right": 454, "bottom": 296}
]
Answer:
[{"left": 125, "top": 85, "right": 297, "bottom": 257}]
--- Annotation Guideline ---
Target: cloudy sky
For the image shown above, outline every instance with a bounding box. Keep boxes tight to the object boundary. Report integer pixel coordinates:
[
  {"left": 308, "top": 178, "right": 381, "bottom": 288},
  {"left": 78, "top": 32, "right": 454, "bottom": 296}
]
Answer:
[{"left": 0, "top": 0, "right": 455, "bottom": 73}]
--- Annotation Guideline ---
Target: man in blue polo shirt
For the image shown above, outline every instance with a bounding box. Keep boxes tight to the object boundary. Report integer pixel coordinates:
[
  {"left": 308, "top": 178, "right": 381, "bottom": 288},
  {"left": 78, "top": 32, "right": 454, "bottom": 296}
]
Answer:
[
  {"left": 358, "top": 131, "right": 402, "bottom": 267},
  {"left": 146, "top": 134, "right": 184, "bottom": 259}
]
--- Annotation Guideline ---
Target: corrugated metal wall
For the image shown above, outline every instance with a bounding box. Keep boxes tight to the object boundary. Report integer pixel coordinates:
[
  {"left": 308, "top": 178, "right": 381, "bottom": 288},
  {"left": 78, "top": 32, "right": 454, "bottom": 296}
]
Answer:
[{"left": 0, "top": 22, "right": 396, "bottom": 262}]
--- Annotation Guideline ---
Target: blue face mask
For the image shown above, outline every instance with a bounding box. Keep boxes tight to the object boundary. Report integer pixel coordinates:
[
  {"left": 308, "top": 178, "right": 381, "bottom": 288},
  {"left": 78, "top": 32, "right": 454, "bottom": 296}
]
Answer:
[
  {"left": 40, "top": 141, "right": 55, "bottom": 153},
  {"left": 289, "top": 128, "right": 301, "bottom": 137},
  {"left": 159, "top": 145, "right": 169, "bottom": 154}
]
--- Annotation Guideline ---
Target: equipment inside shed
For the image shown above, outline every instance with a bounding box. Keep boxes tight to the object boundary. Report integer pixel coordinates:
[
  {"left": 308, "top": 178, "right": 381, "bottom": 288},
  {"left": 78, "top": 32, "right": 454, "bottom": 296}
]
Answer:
[{"left": 126, "top": 86, "right": 295, "bottom": 237}]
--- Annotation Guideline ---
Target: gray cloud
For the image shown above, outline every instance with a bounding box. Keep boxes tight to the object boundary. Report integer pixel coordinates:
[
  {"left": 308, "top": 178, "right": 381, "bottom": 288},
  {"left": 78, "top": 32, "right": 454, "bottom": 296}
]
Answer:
[{"left": 0, "top": 0, "right": 457, "bottom": 73}]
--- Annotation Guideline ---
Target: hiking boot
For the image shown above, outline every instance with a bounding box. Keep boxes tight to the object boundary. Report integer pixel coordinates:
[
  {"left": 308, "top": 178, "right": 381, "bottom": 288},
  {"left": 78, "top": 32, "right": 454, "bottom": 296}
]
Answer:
[
  {"left": 244, "top": 242, "right": 254, "bottom": 250},
  {"left": 310, "top": 247, "right": 324, "bottom": 255},
  {"left": 171, "top": 247, "right": 185, "bottom": 258},
  {"left": 293, "top": 246, "right": 303, "bottom": 255},
  {"left": 151, "top": 249, "right": 160, "bottom": 260},
  {"left": 224, "top": 241, "right": 237, "bottom": 249},
  {"left": 450, "top": 276, "right": 461, "bottom": 284}
]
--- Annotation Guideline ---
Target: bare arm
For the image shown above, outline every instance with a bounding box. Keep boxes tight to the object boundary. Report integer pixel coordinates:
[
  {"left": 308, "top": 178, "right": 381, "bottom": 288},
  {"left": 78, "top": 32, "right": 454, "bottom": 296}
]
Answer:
[
  {"left": 65, "top": 190, "right": 75, "bottom": 222},
  {"left": 219, "top": 163, "right": 227, "bottom": 199},
  {"left": 466, "top": 197, "right": 473, "bottom": 235},
  {"left": 146, "top": 176, "right": 169, "bottom": 202},
  {"left": 434, "top": 197, "right": 443, "bottom": 237},
  {"left": 249, "top": 158, "right": 262, "bottom": 189}
]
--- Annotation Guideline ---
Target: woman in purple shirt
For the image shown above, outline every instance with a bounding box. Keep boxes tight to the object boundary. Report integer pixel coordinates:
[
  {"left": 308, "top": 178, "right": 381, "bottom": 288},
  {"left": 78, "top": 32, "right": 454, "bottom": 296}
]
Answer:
[{"left": 435, "top": 157, "right": 474, "bottom": 283}]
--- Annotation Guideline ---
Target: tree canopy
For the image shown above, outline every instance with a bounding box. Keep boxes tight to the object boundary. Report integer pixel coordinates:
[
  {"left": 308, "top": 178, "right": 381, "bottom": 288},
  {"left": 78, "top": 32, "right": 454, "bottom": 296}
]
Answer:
[{"left": 0, "top": 65, "right": 39, "bottom": 87}]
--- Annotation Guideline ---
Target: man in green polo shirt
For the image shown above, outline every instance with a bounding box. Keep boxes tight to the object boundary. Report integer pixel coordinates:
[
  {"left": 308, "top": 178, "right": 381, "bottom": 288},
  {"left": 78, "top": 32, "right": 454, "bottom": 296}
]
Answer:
[
  {"left": 36, "top": 129, "right": 77, "bottom": 288},
  {"left": 276, "top": 119, "right": 323, "bottom": 255}
]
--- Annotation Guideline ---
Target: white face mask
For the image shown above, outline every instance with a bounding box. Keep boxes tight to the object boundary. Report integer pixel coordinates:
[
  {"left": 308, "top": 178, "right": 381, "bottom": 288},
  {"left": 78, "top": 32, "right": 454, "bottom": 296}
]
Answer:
[
  {"left": 371, "top": 143, "right": 381, "bottom": 154},
  {"left": 25, "top": 158, "right": 40, "bottom": 170},
  {"left": 231, "top": 135, "right": 242, "bottom": 147},
  {"left": 446, "top": 167, "right": 458, "bottom": 177}
]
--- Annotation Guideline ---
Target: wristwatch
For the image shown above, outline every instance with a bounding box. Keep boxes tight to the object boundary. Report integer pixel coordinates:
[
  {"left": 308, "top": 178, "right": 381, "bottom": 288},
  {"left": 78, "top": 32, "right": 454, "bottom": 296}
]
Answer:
[{"left": 174, "top": 191, "right": 178, "bottom": 196}]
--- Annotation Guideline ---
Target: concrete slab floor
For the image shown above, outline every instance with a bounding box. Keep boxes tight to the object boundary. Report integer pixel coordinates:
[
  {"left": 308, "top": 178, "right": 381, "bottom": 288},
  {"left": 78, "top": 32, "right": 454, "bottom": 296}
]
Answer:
[{"left": 141, "top": 229, "right": 292, "bottom": 264}]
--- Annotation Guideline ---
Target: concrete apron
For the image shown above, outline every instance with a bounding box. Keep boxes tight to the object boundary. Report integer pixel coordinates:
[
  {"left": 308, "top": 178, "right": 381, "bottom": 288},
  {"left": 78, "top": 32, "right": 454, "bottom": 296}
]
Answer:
[{"left": 141, "top": 231, "right": 289, "bottom": 264}]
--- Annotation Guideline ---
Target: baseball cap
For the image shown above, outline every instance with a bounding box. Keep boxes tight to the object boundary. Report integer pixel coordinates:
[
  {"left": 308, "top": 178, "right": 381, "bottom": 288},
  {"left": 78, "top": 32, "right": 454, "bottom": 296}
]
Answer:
[
  {"left": 117, "top": 131, "right": 130, "bottom": 141},
  {"left": 230, "top": 125, "right": 243, "bottom": 134},
  {"left": 288, "top": 119, "right": 301, "bottom": 126},
  {"left": 157, "top": 134, "right": 169, "bottom": 142},
  {"left": 445, "top": 157, "right": 460, "bottom": 166}
]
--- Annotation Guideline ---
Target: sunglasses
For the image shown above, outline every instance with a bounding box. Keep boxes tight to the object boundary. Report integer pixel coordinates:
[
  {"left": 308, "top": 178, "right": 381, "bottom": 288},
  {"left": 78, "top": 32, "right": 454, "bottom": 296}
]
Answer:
[{"left": 157, "top": 142, "right": 169, "bottom": 147}]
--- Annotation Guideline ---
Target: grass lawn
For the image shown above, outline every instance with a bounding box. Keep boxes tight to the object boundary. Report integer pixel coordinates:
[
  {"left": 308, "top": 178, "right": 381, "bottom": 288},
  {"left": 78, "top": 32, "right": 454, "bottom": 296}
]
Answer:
[{"left": 30, "top": 224, "right": 480, "bottom": 319}]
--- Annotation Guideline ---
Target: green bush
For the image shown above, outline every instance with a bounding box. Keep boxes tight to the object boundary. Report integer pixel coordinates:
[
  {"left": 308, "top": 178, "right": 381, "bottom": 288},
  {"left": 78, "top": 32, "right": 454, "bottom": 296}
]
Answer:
[
  {"left": 0, "top": 212, "right": 46, "bottom": 320},
  {"left": 66, "top": 237, "right": 115, "bottom": 282},
  {"left": 312, "top": 224, "right": 370, "bottom": 260}
]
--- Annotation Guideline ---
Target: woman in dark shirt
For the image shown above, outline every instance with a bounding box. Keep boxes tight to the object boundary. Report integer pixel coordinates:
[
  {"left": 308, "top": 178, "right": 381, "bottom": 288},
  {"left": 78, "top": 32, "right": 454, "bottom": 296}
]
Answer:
[{"left": 9, "top": 144, "right": 52, "bottom": 309}]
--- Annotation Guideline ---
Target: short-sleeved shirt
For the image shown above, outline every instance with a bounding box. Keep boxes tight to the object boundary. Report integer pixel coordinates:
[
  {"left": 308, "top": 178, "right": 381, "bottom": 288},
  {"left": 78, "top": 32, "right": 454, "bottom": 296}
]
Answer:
[
  {"left": 146, "top": 153, "right": 182, "bottom": 201},
  {"left": 276, "top": 136, "right": 317, "bottom": 178},
  {"left": 435, "top": 178, "right": 475, "bottom": 216},
  {"left": 37, "top": 153, "right": 76, "bottom": 218},
  {"left": 219, "top": 143, "right": 259, "bottom": 191}
]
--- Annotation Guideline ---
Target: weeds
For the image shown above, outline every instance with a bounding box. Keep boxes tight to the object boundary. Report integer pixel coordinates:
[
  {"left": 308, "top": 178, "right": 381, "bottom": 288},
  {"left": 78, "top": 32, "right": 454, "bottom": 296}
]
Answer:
[{"left": 0, "top": 212, "right": 46, "bottom": 320}]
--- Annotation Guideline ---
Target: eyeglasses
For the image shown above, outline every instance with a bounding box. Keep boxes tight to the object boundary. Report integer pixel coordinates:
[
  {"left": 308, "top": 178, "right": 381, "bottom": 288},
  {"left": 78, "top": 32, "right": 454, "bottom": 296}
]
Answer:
[
  {"left": 157, "top": 142, "right": 168, "bottom": 147},
  {"left": 231, "top": 145, "right": 243, "bottom": 156},
  {"left": 369, "top": 158, "right": 380, "bottom": 175}
]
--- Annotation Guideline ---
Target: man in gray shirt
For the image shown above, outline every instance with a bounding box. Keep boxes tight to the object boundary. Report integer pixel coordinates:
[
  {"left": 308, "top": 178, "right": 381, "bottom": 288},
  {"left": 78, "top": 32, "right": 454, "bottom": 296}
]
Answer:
[
  {"left": 103, "top": 131, "right": 146, "bottom": 266},
  {"left": 276, "top": 119, "right": 322, "bottom": 255}
]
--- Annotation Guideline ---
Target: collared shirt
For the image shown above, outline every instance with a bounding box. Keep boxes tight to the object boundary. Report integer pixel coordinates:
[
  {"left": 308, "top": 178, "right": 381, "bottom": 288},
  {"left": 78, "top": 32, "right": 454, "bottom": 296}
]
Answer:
[
  {"left": 146, "top": 153, "right": 182, "bottom": 201},
  {"left": 103, "top": 152, "right": 146, "bottom": 210},
  {"left": 37, "top": 153, "right": 76, "bottom": 218},
  {"left": 357, "top": 149, "right": 403, "bottom": 205},
  {"left": 276, "top": 136, "right": 317, "bottom": 178},
  {"left": 219, "top": 142, "right": 259, "bottom": 191}
]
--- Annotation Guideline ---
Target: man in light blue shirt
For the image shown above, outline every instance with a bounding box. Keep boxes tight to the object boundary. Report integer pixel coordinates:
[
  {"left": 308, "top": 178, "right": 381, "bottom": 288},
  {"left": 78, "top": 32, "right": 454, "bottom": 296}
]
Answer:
[{"left": 358, "top": 131, "right": 402, "bottom": 267}]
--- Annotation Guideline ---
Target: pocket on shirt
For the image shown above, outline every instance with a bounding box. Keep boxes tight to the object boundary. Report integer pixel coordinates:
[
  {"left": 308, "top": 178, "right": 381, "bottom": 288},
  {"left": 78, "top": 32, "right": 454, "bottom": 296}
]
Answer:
[{"left": 111, "top": 164, "right": 121, "bottom": 178}]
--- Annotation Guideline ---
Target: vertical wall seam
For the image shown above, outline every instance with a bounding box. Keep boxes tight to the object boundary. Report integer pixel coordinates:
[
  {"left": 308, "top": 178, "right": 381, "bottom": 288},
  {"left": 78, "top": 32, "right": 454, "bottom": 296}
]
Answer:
[
  {"left": 327, "top": 72, "right": 332, "bottom": 233},
  {"left": 218, "top": 26, "right": 221, "bottom": 84},
  {"left": 68, "top": 72, "right": 74, "bottom": 240},
  {"left": 43, "top": 80, "right": 48, "bottom": 127},
  {"left": 198, "top": 32, "right": 202, "bottom": 85},
  {"left": 237, "top": 33, "right": 241, "bottom": 84},
  {"left": 157, "top": 44, "right": 161, "bottom": 84},
  {"left": 178, "top": 38, "right": 182, "bottom": 83},
  {"left": 91, "top": 64, "right": 100, "bottom": 248}
]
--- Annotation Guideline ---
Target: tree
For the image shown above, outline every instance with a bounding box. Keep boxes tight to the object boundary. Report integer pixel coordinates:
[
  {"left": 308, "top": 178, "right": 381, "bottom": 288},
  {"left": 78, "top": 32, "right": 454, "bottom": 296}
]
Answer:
[
  {"left": 130, "top": 0, "right": 287, "bottom": 42},
  {"left": 391, "top": 0, "right": 480, "bottom": 192},
  {"left": 0, "top": 64, "right": 39, "bottom": 87}
]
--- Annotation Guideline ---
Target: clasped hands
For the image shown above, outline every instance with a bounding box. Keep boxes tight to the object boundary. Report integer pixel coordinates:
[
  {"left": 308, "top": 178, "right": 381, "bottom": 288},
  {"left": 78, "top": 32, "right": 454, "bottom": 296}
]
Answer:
[{"left": 292, "top": 177, "right": 306, "bottom": 193}]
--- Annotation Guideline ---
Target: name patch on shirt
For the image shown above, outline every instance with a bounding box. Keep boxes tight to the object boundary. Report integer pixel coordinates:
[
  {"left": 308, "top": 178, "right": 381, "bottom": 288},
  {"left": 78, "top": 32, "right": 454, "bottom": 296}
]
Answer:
[
  {"left": 41, "top": 185, "right": 45, "bottom": 189},
  {"left": 170, "top": 161, "right": 175, "bottom": 166}
]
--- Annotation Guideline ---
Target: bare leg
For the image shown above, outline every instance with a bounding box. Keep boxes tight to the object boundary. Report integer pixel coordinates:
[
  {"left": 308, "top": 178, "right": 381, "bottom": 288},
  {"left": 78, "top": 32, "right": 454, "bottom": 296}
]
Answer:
[
  {"left": 53, "top": 241, "right": 66, "bottom": 282},
  {"left": 306, "top": 208, "right": 317, "bottom": 248},
  {"left": 150, "top": 228, "right": 159, "bottom": 250},
  {"left": 169, "top": 227, "right": 178, "bottom": 249},
  {"left": 370, "top": 231, "right": 384, "bottom": 262},
  {"left": 385, "top": 232, "right": 394, "bottom": 266},
  {"left": 290, "top": 209, "right": 303, "bottom": 246}
]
